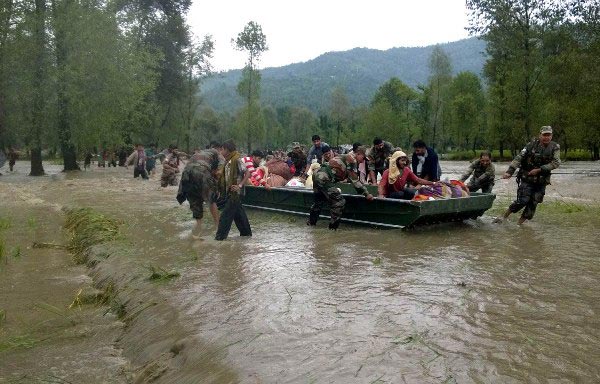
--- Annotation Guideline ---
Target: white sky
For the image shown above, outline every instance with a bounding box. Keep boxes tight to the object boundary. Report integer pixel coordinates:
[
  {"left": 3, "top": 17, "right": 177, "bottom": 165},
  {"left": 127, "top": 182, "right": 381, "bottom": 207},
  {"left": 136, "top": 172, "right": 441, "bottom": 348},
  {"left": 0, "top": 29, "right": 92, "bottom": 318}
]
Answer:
[{"left": 187, "top": 0, "right": 471, "bottom": 71}]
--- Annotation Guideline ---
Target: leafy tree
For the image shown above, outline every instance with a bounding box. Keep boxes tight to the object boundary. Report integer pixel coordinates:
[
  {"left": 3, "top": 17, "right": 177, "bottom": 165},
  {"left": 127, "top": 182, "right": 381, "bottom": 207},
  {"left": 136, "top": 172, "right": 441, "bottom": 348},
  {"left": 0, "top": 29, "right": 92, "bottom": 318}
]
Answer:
[
  {"left": 329, "top": 87, "right": 351, "bottom": 147},
  {"left": 426, "top": 45, "right": 452, "bottom": 150},
  {"left": 180, "top": 35, "right": 214, "bottom": 153},
  {"left": 232, "top": 21, "right": 267, "bottom": 152},
  {"left": 288, "top": 107, "right": 318, "bottom": 146},
  {"left": 467, "top": 0, "right": 565, "bottom": 143},
  {"left": 447, "top": 71, "right": 485, "bottom": 151},
  {"left": 30, "top": 0, "right": 49, "bottom": 175},
  {"left": 370, "top": 77, "right": 420, "bottom": 148},
  {"left": 262, "top": 105, "right": 282, "bottom": 149}
]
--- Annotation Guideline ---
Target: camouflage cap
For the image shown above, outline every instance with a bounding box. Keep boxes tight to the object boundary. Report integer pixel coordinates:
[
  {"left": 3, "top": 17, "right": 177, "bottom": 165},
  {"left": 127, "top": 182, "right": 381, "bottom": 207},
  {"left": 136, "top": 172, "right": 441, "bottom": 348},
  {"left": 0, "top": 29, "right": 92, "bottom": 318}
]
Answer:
[{"left": 540, "top": 126, "right": 553, "bottom": 134}]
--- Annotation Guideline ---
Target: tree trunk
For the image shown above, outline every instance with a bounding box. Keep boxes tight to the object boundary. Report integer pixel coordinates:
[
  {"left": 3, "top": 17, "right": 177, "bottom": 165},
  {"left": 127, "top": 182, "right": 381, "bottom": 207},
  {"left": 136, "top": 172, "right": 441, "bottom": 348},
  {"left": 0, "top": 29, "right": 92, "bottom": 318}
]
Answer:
[
  {"left": 62, "top": 143, "right": 79, "bottom": 171},
  {"left": 30, "top": 0, "right": 46, "bottom": 176},
  {"left": 0, "top": 0, "right": 13, "bottom": 150},
  {"left": 30, "top": 147, "right": 45, "bottom": 176},
  {"left": 593, "top": 144, "right": 599, "bottom": 161},
  {"left": 54, "top": 0, "right": 79, "bottom": 171},
  {"left": 499, "top": 141, "right": 504, "bottom": 160}
]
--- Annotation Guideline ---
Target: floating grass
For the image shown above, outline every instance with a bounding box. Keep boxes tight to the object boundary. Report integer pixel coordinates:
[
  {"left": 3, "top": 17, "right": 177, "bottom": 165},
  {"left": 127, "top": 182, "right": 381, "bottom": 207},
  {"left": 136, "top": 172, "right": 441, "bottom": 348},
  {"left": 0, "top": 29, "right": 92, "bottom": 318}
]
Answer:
[
  {"left": 145, "top": 265, "right": 180, "bottom": 282},
  {"left": 0, "top": 334, "right": 38, "bottom": 352},
  {"left": 63, "top": 208, "right": 121, "bottom": 264}
]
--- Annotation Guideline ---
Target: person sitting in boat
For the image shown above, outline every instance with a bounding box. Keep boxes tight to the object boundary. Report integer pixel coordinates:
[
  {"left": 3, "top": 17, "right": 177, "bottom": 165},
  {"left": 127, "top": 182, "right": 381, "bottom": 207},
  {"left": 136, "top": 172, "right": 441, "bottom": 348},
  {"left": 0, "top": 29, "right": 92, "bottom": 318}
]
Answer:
[
  {"left": 460, "top": 151, "right": 495, "bottom": 193},
  {"left": 307, "top": 145, "right": 373, "bottom": 230},
  {"left": 378, "top": 151, "right": 434, "bottom": 200},
  {"left": 411, "top": 139, "right": 441, "bottom": 181}
]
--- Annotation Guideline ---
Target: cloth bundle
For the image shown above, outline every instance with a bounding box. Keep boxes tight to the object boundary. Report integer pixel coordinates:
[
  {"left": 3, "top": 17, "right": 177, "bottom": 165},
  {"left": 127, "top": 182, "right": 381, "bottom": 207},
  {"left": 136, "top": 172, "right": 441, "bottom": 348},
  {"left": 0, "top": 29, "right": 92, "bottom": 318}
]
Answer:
[
  {"left": 266, "top": 159, "right": 293, "bottom": 181},
  {"left": 413, "top": 180, "right": 469, "bottom": 200}
]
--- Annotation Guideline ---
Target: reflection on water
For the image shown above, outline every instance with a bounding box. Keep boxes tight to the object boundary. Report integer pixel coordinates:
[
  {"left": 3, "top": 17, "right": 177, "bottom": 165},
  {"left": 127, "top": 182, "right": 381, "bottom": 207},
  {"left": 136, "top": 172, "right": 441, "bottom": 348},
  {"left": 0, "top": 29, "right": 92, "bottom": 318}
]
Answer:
[{"left": 1, "top": 160, "right": 599, "bottom": 383}]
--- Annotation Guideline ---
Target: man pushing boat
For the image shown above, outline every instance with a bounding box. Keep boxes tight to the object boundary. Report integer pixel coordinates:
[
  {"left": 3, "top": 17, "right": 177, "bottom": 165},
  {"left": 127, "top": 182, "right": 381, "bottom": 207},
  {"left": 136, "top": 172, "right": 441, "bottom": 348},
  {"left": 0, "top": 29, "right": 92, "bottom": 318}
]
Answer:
[{"left": 307, "top": 145, "right": 374, "bottom": 230}]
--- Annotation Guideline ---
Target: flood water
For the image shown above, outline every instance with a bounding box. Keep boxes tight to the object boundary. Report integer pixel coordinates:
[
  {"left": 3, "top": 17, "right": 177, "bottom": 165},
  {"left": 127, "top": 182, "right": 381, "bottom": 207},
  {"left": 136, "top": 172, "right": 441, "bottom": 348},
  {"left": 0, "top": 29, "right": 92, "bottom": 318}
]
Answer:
[{"left": 1, "top": 160, "right": 599, "bottom": 383}]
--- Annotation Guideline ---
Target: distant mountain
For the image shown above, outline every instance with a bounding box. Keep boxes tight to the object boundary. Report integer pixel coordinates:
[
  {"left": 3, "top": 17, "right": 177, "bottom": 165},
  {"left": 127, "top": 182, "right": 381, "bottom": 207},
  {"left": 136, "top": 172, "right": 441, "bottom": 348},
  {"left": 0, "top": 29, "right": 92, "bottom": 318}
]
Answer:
[{"left": 200, "top": 37, "right": 487, "bottom": 114}]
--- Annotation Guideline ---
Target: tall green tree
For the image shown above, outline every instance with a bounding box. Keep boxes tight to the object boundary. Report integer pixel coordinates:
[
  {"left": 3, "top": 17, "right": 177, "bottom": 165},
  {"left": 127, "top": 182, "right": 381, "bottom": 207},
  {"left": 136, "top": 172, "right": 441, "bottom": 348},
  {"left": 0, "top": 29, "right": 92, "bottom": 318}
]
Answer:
[
  {"left": 370, "top": 77, "right": 420, "bottom": 148},
  {"left": 115, "top": 0, "right": 193, "bottom": 143},
  {"left": 180, "top": 35, "right": 214, "bottom": 153},
  {"left": 467, "top": 0, "right": 565, "bottom": 144},
  {"left": 426, "top": 45, "right": 452, "bottom": 150},
  {"left": 0, "top": 0, "right": 14, "bottom": 150},
  {"left": 329, "top": 87, "right": 350, "bottom": 147},
  {"left": 30, "top": 0, "right": 48, "bottom": 175},
  {"left": 232, "top": 21, "right": 267, "bottom": 151},
  {"left": 447, "top": 71, "right": 485, "bottom": 151}
]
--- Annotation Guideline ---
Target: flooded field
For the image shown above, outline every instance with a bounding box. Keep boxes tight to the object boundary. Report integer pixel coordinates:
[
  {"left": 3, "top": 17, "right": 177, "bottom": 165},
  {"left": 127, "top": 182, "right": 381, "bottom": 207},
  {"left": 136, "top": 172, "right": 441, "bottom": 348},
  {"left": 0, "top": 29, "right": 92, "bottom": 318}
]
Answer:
[{"left": 1, "top": 160, "right": 599, "bottom": 383}]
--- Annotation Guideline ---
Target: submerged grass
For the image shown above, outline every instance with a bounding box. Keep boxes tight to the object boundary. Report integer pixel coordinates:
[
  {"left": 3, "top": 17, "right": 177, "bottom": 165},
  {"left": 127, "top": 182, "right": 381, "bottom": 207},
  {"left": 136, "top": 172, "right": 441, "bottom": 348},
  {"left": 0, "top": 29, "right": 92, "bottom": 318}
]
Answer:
[
  {"left": 63, "top": 208, "right": 121, "bottom": 264},
  {"left": 145, "top": 265, "right": 180, "bottom": 282},
  {"left": 0, "top": 334, "right": 38, "bottom": 352}
]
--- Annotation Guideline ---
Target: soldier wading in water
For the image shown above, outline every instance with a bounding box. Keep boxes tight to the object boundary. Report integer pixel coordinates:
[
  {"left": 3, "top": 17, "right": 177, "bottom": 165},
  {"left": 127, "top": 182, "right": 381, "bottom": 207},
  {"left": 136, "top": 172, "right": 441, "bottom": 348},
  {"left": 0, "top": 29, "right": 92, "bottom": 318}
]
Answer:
[
  {"left": 498, "top": 126, "right": 561, "bottom": 224},
  {"left": 176, "top": 148, "right": 223, "bottom": 237},
  {"left": 307, "top": 145, "right": 374, "bottom": 230}
]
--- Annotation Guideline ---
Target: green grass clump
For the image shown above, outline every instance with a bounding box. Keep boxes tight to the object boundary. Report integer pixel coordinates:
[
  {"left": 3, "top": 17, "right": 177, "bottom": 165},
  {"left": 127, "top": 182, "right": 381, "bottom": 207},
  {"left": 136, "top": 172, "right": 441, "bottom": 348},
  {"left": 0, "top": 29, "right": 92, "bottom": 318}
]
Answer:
[
  {"left": 63, "top": 208, "right": 121, "bottom": 264},
  {"left": 0, "top": 335, "right": 38, "bottom": 352},
  {"left": 145, "top": 265, "right": 180, "bottom": 282}
]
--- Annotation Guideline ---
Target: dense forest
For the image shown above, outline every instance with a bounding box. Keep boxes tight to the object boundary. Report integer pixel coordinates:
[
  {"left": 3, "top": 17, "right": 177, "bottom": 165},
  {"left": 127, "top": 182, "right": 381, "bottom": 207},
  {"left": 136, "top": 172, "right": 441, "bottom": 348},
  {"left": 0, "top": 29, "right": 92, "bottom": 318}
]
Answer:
[{"left": 1, "top": 0, "right": 599, "bottom": 176}]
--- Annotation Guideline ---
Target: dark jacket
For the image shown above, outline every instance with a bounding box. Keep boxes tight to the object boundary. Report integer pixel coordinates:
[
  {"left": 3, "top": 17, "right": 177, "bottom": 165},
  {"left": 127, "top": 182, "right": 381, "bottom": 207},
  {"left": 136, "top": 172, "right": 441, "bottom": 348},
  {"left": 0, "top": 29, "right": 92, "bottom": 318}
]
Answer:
[{"left": 411, "top": 146, "right": 440, "bottom": 181}]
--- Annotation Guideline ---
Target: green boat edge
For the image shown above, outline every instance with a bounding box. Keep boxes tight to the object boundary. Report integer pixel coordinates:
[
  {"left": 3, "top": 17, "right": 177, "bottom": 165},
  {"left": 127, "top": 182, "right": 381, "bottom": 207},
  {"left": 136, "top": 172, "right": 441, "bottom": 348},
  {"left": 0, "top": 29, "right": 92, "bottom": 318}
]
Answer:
[{"left": 242, "top": 184, "right": 496, "bottom": 229}]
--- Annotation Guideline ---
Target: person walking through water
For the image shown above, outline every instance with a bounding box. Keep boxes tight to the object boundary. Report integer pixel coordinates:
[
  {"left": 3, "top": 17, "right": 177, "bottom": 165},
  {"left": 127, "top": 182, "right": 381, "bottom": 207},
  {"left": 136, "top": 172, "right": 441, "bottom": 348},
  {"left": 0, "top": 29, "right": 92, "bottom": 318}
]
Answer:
[
  {"left": 7, "top": 146, "right": 19, "bottom": 172},
  {"left": 214, "top": 139, "right": 252, "bottom": 241},
  {"left": 497, "top": 126, "right": 560, "bottom": 224},
  {"left": 177, "top": 147, "right": 223, "bottom": 238},
  {"left": 125, "top": 144, "right": 149, "bottom": 179}
]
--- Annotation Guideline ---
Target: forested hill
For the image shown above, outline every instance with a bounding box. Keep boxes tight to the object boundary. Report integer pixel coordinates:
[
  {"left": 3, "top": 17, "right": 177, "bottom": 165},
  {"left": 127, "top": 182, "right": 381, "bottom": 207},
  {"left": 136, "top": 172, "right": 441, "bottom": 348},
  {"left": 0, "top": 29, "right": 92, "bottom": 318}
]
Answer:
[{"left": 201, "top": 37, "right": 487, "bottom": 113}]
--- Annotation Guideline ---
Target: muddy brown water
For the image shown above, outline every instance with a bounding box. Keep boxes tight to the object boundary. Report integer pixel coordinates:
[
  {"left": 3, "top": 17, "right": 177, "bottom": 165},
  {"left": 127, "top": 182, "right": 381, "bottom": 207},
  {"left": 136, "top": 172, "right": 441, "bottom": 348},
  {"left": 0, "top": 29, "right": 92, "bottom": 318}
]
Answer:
[{"left": 1, "top": 160, "right": 599, "bottom": 383}]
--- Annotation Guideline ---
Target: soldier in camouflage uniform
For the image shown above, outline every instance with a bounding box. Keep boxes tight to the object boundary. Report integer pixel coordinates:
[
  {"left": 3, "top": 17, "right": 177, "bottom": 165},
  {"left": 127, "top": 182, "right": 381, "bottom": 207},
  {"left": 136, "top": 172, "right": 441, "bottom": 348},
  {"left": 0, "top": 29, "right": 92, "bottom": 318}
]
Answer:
[
  {"left": 176, "top": 148, "right": 223, "bottom": 234},
  {"left": 366, "top": 137, "right": 394, "bottom": 184},
  {"left": 161, "top": 153, "right": 182, "bottom": 187},
  {"left": 499, "top": 126, "right": 561, "bottom": 224},
  {"left": 308, "top": 146, "right": 374, "bottom": 230},
  {"left": 460, "top": 151, "right": 496, "bottom": 193}
]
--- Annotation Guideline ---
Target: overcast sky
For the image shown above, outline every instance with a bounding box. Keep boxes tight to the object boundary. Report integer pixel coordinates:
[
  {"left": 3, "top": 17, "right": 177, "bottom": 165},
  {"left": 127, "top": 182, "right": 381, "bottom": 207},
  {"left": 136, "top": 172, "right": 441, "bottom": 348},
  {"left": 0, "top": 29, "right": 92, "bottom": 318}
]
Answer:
[{"left": 187, "top": 0, "right": 471, "bottom": 72}]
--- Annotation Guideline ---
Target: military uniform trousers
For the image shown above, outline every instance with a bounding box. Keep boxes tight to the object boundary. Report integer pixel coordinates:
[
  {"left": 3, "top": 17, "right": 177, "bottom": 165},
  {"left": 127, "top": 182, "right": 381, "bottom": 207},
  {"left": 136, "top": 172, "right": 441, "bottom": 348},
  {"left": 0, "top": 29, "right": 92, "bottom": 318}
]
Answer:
[
  {"left": 509, "top": 180, "right": 546, "bottom": 220},
  {"left": 309, "top": 171, "right": 345, "bottom": 225},
  {"left": 161, "top": 169, "right": 178, "bottom": 187}
]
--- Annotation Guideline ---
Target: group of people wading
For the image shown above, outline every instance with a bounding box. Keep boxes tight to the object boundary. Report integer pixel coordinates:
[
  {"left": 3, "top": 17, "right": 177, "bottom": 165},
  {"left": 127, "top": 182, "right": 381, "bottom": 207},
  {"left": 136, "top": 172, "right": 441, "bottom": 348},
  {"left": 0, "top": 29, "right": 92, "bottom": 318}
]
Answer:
[
  {"left": 0, "top": 125, "right": 560, "bottom": 237},
  {"left": 168, "top": 125, "right": 560, "bottom": 236}
]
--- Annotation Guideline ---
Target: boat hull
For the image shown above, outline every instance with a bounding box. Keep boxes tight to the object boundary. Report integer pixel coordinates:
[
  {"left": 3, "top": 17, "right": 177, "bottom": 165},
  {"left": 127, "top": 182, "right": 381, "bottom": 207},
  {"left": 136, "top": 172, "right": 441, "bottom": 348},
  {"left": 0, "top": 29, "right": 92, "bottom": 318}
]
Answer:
[{"left": 242, "top": 185, "right": 496, "bottom": 228}]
